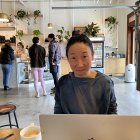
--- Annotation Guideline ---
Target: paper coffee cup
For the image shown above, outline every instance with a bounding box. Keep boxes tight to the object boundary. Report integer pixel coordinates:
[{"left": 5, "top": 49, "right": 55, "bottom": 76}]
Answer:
[{"left": 20, "top": 124, "right": 41, "bottom": 140}]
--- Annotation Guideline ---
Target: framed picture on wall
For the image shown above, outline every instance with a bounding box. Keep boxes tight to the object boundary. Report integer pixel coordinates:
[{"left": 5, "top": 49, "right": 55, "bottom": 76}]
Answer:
[{"left": 74, "top": 26, "right": 86, "bottom": 34}]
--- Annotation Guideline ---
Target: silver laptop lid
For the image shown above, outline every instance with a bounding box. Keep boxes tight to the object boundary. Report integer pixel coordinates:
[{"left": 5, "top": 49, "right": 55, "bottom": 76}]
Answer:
[{"left": 39, "top": 114, "right": 140, "bottom": 140}]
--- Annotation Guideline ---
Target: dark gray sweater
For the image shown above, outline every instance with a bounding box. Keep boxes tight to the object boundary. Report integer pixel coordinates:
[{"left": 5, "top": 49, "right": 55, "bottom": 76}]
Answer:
[{"left": 54, "top": 71, "right": 117, "bottom": 114}]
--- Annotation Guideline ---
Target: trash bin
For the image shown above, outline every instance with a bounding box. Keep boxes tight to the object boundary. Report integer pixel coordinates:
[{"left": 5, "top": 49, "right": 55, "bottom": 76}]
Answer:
[{"left": 125, "top": 64, "right": 135, "bottom": 83}]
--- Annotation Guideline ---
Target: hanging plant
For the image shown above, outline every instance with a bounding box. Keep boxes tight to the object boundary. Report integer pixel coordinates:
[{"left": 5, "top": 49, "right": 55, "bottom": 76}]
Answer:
[
  {"left": 8, "top": 14, "right": 14, "bottom": 23},
  {"left": 26, "top": 11, "right": 31, "bottom": 25},
  {"left": 84, "top": 22, "right": 100, "bottom": 37},
  {"left": 33, "top": 29, "right": 42, "bottom": 37},
  {"left": 135, "top": 0, "right": 140, "bottom": 6},
  {"left": 16, "top": 30, "right": 24, "bottom": 41},
  {"left": 33, "top": 10, "right": 41, "bottom": 24},
  {"left": 105, "top": 16, "right": 118, "bottom": 31},
  {"left": 56, "top": 27, "right": 71, "bottom": 43},
  {"left": 15, "top": 10, "right": 26, "bottom": 20}
]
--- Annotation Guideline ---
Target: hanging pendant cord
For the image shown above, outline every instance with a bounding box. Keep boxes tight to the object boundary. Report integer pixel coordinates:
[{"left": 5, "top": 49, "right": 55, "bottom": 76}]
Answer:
[{"left": 49, "top": 0, "right": 50, "bottom": 22}]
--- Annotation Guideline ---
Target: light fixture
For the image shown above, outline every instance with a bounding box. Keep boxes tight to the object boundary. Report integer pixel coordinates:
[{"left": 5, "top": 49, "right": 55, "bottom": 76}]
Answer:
[
  {"left": 48, "top": 0, "right": 53, "bottom": 28},
  {"left": 110, "top": 0, "right": 112, "bottom": 4},
  {"left": 48, "top": 22, "right": 53, "bottom": 28},
  {"left": 0, "top": 0, "right": 9, "bottom": 22},
  {"left": 97, "top": 0, "right": 100, "bottom": 4}
]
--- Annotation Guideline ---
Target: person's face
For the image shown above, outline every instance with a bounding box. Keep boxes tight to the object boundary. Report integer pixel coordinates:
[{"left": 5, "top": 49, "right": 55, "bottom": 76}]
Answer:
[
  {"left": 17, "top": 44, "right": 22, "bottom": 50},
  {"left": 48, "top": 37, "right": 53, "bottom": 42},
  {"left": 68, "top": 42, "right": 93, "bottom": 77}
]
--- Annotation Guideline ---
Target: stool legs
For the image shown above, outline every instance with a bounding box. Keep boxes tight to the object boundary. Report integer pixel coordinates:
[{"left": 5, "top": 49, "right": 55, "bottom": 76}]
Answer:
[
  {"left": 14, "top": 111, "right": 19, "bottom": 128},
  {"left": 8, "top": 113, "right": 12, "bottom": 128}
]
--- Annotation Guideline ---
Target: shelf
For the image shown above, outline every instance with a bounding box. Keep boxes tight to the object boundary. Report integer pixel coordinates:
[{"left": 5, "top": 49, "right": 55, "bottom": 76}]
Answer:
[
  {"left": 15, "top": 14, "right": 43, "bottom": 19},
  {"left": 22, "top": 34, "right": 44, "bottom": 36},
  {"left": 0, "top": 27, "right": 15, "bottom": 31},
  {"left": 0, "top": 43, "right": 16, "bottom": 45}
]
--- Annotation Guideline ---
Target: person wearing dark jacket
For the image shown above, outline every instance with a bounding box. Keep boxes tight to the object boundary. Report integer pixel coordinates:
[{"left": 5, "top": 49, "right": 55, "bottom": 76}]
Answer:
[
  {"left": 47, "top": 33, "right": 61, "bottom": 94},
  {"left": 0, "top": 41, "right": 14, "bottom": 90},
  {"left": 54, "top": 34, "right": 117, "bottom": 114},
  {"left": 29, "top": 37, "right": 46, "bottom": 98}
]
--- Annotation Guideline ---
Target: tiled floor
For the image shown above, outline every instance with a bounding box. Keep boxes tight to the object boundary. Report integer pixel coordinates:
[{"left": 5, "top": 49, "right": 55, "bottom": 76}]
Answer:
[{"left": 0, "top": 77, "right": 140, "bottom": 128}]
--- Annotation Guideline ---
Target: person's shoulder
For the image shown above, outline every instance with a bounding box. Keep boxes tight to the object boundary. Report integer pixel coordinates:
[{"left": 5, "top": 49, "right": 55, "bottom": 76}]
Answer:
[
  {"left": 58, "top": 73, "right": 72, "bottom": 84},
  {"left": 59, "top": 74, "right": 70, "bottom": 81},
  {"left": 96, "top": 71, "right": 113, "bottom": 84},
  {"left": 38, "top": 45, "right": 45, "bottom": 50}
]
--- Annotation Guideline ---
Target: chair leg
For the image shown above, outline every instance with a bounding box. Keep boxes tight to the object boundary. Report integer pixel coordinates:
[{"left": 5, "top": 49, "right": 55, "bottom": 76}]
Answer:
[
  {"left": 14, "top": 111, "right": 19, "bottom": 128},
  {"left": 8, "top": 113, "right": 12, "bottom": 128}
]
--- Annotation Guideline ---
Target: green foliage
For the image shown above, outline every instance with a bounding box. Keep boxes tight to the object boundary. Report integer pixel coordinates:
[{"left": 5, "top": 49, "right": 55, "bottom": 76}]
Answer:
[
  {"left": 105, "top": 16, "right": 118, "bottom": 31},
  {"left": 15, "top": 10, "right": 26, "bottom": 20},
  {"left": 34, "top": 10, "right": 41, "bottom": 17},
  {"left": 34, "top": 10, "right": 41, "bottom": 24},
  {"left": 135, "top": 0, "right": 140, "bottom": 6},
  {"left": 33, "top": 29, "right": 42, "bottom": 37},
  {"left": 84, "top": 22, "right": 100, "bottom": 37},
  {"left": 16, "top": 30, "right": 24, "bottom": 41},
  {"left": 56, "top": 27, "right": 71, "bottom": 42}
]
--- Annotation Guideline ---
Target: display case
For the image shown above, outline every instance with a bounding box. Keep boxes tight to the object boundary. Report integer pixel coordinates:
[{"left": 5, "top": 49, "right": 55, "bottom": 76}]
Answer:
[{"left": 90, "top": 37, "right": 105, "bottom": 73}]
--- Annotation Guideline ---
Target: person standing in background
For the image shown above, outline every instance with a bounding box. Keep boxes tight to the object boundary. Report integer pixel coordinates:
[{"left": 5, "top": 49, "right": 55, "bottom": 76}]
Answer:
[
  {"left": 47, "top": 33, "right": 61, "bottom": 94},
  {"left": 29, "top": 37, "right": 46, "bottom": 98},
  {"left": 15, "top": 42, "right": 28, "bottom": 61},
  {"left": 0, "top": 40, "right": 14, "bottom": 90}
]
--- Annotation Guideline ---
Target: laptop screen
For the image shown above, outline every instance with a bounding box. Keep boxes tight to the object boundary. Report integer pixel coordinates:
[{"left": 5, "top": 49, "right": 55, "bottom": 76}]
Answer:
[{"left": 39, "top": 114, "right": 140, "bottom": 140}]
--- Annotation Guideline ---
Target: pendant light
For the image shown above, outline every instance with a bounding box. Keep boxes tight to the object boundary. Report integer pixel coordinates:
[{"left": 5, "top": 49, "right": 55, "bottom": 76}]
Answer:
[
  {"left": 0, "top": 0, "right": 9, "bottom": 22},
  {"left": 48, "top": 0, "right": 53, "bottom": 28}
]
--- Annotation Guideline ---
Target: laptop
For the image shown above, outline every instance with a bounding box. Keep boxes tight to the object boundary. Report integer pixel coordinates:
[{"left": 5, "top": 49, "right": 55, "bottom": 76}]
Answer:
[{"left": 39, "top": 114, "right": 140, "bottom": 140}]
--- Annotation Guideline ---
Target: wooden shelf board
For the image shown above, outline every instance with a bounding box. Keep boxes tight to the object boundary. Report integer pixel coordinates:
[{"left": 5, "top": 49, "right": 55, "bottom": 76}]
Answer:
[
  {"left": 0, "top": 27, "right": 15, "bottom": 30},
  {"left": 0, "top": 43, "right": 16, "bottom": 45}
]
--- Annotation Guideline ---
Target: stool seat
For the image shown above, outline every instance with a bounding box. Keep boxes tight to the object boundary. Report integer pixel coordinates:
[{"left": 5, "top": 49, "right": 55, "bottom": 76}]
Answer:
[
  {"left": 0, "top": 104, "right": 19, "bottom": 128},
  {"left": 0, "top": 104, "right": 16, "bottom": 115}
]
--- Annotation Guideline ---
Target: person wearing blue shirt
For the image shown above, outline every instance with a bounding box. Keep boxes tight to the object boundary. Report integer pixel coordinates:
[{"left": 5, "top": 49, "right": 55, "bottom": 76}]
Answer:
[{"left": 54, "top": 34, "right": 117, "bottom": 114}]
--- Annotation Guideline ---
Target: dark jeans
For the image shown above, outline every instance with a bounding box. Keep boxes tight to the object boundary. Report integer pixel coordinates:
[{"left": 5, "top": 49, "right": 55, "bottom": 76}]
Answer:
[
  {"left": 1, "top": 64, "right": 12, "bottom": 87},
  {"left": 50, "top": 65, "right": 58, "bottom": 88}
]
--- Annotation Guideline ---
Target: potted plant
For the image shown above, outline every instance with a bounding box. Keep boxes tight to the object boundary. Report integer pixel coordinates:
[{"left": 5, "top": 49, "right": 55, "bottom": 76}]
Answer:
[
  {"left": 33, "top": 29, "right": 42, "bottom": 37},
  {"left": 56, "top": 27, "right": 71, "bottom": 42},
  {"left": 34, "top": 10, "right": 41, "bottom": 24},
  {"left": 135, "top": 0, "right": 140, "bottom": 6},
  {"left": 105, "top": 16, "right": 118, "bottom": 31},
  {"left": 16, "top": 30, "right": 24, "bottom": 41},
  {"left": 26, "top": 11, "right": 31, "bottom": 25},
  {"left": 15, "top": 9, "right": 26, "bottom": 20},
  {"left": 84, "top": 22, "right": 100, "bottom": 37}
]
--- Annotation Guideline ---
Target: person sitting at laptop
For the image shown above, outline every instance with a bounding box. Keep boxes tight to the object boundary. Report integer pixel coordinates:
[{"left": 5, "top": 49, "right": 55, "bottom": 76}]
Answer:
[{"left": 54, "top": 34, "right": 117, "bottom": 114}]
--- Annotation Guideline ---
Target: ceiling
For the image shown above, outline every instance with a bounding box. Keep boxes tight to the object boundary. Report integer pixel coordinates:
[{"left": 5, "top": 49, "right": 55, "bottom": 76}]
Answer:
[{"left": 1, "top": 0, "right": 125, "bottom": 2}]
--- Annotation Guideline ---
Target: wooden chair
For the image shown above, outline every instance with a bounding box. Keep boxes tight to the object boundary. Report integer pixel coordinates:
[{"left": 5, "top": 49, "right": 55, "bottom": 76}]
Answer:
[{"left": 0, "top": 104, "right": 19, "bottom": 128}]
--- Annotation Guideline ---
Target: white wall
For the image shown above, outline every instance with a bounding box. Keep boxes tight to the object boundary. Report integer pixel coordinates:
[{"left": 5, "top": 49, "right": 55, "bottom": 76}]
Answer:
[{"left": 0, "top": 0, "right": 137, "bottom": 54}]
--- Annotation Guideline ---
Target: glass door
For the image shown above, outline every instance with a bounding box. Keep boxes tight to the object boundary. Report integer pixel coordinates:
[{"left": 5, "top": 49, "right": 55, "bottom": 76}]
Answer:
[{"left": 91, "top": 42, "right": 104, "bottom": 68}]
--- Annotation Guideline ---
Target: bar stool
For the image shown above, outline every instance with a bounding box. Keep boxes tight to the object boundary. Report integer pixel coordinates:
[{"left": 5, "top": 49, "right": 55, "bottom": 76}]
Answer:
[{"left": 0, "top": 104, "right": 19, "bottom": 128}]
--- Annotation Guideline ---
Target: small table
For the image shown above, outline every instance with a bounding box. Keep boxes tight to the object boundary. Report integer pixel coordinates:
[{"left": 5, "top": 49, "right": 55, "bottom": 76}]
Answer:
[{"left": 0, "top": 128, "right": 21, "bottom": 140}]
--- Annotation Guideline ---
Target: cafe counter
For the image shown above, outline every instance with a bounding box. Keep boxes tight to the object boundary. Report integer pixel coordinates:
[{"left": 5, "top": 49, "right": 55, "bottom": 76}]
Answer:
[{"left": 0, "top": 58, "right": 25, "bottom": 88}]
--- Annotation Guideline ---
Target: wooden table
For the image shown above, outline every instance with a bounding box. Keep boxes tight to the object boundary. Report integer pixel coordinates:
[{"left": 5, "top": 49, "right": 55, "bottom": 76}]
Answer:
[{"left": 0, "top": 129, "right": 21, "bottom": 140}]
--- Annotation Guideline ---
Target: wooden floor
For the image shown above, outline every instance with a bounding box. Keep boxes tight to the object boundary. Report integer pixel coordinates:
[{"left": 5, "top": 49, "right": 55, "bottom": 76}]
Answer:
[{"left": 0, "top": 77, "right": 140, "bottom": 128}]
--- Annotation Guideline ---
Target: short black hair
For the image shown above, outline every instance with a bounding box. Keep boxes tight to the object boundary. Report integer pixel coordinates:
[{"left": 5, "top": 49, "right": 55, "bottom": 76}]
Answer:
[
  {"left": 32, "top": 37, "right": 39, "bottom": 44},
  {"left": 66, "top": 34, "right": 94, "bottom": 58},
  {"left": 48, "top": 33, "right": 55, "bottom": 40}
]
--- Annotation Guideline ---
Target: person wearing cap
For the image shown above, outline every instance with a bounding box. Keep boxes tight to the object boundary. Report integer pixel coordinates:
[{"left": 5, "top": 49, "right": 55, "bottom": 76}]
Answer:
[{"left": 47, "top": 33, "right": 61, "bottom": 94}]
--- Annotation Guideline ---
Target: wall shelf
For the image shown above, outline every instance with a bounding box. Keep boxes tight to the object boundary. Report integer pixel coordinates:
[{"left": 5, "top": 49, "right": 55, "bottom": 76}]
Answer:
[
  {"left": 0, "top": 43, "right": 16, "bottom": 45},
  {"left": 0, "top": 27, "right": 15, "bottom": 31}
]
